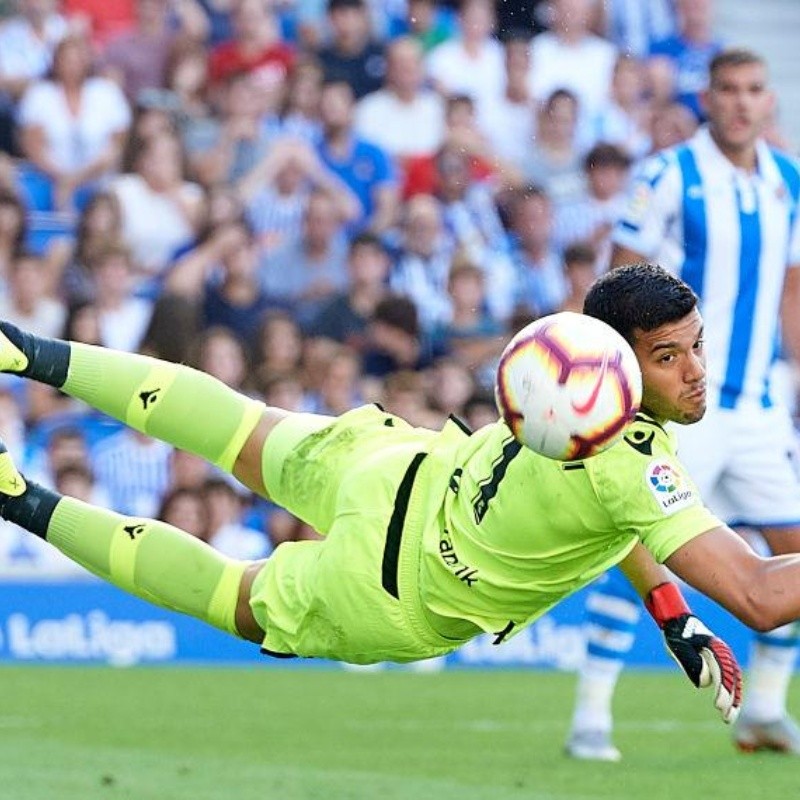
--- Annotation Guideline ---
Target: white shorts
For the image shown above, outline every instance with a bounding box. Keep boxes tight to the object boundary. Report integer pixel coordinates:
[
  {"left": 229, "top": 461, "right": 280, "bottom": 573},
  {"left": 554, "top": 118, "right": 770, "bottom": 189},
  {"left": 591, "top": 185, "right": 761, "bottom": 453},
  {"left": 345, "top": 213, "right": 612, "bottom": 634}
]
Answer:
[{"left": 674, "top": 399, "right": 800, "bottom": 527}]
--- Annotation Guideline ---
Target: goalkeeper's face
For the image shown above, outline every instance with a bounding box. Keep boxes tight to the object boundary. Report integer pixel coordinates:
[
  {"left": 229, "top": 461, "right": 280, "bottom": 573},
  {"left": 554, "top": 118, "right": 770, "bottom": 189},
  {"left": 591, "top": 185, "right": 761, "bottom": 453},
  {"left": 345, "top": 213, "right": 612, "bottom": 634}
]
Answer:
[{"left": 632, "top": 308, "right": 707, "bottom": 425}]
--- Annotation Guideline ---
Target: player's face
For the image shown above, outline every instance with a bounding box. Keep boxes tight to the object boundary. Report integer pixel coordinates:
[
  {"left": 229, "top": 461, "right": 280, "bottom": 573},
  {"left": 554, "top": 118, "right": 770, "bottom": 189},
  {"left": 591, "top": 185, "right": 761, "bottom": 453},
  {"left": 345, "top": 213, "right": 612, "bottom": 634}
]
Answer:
[
  {"left": 703, "top": 62, "right": 774, "bottom": 152},
  {"left": 632, "top": 308, "right": 706, "bottom": 425}
]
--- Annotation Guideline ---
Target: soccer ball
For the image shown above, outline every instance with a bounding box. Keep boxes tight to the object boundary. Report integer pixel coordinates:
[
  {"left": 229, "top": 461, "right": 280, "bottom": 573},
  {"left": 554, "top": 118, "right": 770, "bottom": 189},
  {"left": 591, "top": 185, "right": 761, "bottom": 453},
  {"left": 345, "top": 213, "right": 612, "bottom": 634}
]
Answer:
[{"left": 495, "top": 312, "right": 642, "bottom": 460}]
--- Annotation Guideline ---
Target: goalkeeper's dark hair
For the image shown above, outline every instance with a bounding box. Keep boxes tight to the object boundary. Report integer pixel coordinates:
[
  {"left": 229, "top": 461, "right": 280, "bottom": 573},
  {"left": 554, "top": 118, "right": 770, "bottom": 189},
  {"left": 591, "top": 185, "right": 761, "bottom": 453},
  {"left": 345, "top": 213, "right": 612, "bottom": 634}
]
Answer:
[{"left": 583, "top": 262, "right": 698, "bottom": 345}]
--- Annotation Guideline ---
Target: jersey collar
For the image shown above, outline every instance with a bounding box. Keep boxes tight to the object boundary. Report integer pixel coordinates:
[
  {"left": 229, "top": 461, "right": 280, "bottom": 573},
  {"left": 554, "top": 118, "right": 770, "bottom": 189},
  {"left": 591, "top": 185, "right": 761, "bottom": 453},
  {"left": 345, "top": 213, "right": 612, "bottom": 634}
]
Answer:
[
  {"left": 693, "top": 125, "right": 782, "bottom": 190},
  {"left": 634, "top": 410, "right": 666, "bottom": 433}
]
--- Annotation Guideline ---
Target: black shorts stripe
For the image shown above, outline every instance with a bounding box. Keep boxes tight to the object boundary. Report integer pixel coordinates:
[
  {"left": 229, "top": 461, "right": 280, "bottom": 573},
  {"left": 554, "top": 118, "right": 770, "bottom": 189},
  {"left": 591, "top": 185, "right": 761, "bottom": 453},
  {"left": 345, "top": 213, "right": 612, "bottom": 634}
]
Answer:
[
  {"left": 260, "top": 647, "right": 298, "bottom": 659},
  {"left": 381, "top": 451, "right": 428, "bottom": 599}
]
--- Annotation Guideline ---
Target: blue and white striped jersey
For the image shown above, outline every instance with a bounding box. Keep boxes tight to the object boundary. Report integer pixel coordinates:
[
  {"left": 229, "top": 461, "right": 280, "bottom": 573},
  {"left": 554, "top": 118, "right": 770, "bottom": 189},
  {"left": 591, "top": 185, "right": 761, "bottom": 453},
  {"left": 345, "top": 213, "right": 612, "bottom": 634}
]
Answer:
[{"left": 613, "top": 126, "right": 800, "bottom": 409}]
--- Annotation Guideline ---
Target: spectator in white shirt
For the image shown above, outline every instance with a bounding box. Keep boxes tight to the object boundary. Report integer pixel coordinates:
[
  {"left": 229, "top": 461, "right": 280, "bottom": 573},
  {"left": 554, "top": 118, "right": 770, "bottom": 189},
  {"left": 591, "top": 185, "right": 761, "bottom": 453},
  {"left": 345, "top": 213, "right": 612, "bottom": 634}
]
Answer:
[
  {"left": 481, "top": 33, "right": 536, "bottom": 169},
  {"left": 355, "top": 35, "right": 445, "bottom": 159},
  {"left": 529, "top": 0, "right": 618, "bottom": 121},
  {"left": 17, "top": 34, "right": 131, "bottom": 211},
  {"left": 521, "top": 89, "right": 586, "bottom": 209},
  {"left": 579, "top": 54, "right": 652, "bottom": 160},
  {"left": 111, "top": 128, "right": 204, "bottom": 283},
  {"left": 426, "top": 0, "right": 505, "bottom": 130},
  {"left": 0, "top": 0, "right": 68, "bottom": 107},
  {"left": 89, "top": 240, "right": 153, "bottom": 352},
  {"left": 0, "top": 251, "right": 66, "bottom": 337},
  {"left": 203, "top": 477, "right": 272, "bottom": 560}
]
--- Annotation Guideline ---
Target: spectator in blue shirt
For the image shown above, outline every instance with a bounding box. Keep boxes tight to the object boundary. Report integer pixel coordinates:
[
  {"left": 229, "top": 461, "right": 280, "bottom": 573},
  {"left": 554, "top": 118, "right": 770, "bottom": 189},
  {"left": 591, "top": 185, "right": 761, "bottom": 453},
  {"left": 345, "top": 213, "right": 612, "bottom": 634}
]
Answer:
[
  {"left": 648, "top": 0, "right": 722, "bottom": 120},
  {"left": 315, "top": 79, "right": 399, "bottom": 235}
]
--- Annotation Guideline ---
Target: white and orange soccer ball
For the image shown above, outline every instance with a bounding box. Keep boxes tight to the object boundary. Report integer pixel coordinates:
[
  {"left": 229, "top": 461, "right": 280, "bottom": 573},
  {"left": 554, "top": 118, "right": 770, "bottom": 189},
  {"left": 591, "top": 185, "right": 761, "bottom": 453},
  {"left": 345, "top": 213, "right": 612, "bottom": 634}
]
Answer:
[{"left": 495, "top": 312, "right": 643, "bottom": 460}]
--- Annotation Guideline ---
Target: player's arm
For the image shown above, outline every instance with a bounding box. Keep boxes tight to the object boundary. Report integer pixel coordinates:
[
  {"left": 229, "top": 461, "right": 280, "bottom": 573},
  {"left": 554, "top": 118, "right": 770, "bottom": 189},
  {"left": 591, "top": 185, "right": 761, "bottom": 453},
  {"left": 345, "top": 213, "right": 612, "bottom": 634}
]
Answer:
[
  {"left": 618, "top": 541, "right": 671, "bottom": 595},
  {"left": 663, "top": 522, "right": 800, "bottom": 723},
  {"left": 666, "top": 524, "right": 800, "bottom": 631},
  {"left": 620, "top": 542, "right": 742, "bottom": 723}
]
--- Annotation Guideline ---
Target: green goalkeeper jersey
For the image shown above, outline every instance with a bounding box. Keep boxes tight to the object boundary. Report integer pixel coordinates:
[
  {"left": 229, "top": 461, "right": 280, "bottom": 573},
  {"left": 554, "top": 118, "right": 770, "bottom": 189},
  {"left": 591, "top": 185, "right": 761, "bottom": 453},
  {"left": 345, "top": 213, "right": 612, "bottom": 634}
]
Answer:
[{"left": 418, "top": 413, "right": 720, "bottom": 642}]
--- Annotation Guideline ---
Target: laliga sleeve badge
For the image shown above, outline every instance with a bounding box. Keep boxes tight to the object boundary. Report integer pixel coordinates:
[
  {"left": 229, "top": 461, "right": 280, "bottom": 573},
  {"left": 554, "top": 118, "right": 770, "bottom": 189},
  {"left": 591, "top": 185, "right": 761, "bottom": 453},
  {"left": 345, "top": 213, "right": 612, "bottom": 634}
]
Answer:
[{"left": 646, "top": 460, "right": 696, "bottom": 515}]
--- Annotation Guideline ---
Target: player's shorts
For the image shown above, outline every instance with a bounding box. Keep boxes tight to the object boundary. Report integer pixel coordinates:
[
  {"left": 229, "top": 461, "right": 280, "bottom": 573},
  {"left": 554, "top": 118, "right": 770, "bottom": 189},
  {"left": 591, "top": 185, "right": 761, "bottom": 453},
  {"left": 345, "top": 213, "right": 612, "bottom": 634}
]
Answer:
[
  {"left": 674, "top": 397, "right": 800, "bottom": 527},
  {"left": 249, "top": 404, "right": 469, "bottom": 664}
]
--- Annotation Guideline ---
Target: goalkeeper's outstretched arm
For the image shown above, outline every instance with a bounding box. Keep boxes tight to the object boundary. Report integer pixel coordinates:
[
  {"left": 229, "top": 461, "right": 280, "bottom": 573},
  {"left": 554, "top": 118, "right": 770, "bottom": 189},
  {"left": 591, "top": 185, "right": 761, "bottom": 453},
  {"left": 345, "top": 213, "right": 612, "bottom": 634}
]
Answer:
[{"left": 666, "top": 524, "right": 800, "bottom": 632}]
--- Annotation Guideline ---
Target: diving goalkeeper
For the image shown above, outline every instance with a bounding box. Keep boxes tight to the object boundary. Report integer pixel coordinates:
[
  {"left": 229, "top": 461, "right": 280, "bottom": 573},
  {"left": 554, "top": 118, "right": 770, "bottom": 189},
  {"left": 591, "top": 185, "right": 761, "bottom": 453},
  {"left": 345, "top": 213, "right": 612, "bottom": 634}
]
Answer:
[{"left": 0, "top": 262, "right": 772, "bottom": 728}]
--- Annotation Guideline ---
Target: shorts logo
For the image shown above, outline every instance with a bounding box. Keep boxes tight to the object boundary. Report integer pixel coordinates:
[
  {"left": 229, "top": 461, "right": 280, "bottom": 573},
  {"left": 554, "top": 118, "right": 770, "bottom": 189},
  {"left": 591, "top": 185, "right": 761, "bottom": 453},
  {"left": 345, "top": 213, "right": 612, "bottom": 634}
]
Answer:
[{"left": 646, "top": 460, "right": 695, "bottom": 515}]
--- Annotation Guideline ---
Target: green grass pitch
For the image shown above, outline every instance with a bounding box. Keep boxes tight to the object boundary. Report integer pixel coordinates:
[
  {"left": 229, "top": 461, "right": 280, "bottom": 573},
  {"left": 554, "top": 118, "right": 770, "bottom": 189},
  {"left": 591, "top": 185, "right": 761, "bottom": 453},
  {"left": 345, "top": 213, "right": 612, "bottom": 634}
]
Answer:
[{"left": 0, "top": 666, "right": 797, "bottom": 800}]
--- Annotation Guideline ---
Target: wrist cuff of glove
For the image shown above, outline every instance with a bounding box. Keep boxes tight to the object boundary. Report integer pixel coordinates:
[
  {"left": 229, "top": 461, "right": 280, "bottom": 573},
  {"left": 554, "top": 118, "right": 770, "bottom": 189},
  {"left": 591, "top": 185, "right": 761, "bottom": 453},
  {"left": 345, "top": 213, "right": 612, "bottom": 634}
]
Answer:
[{"left": 645, "top": 582, "right": 691, "bottom": 628}]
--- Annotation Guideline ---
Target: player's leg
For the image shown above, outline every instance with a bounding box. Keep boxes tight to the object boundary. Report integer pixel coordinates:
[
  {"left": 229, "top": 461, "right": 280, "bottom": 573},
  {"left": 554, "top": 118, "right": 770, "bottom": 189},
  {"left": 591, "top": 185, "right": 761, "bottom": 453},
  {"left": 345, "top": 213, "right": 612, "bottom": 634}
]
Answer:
[
  {"left": 565, "top": 567, "right": 641, "bottom": 762},
  {"left": 0, "top": 438, "right": 266, "bottom": 642},
  {"left": 0, "top": 321, "right": 284, "bottom": 496},
  {"left": 722, "top": 405, "right": 800, "bottom": 754}
]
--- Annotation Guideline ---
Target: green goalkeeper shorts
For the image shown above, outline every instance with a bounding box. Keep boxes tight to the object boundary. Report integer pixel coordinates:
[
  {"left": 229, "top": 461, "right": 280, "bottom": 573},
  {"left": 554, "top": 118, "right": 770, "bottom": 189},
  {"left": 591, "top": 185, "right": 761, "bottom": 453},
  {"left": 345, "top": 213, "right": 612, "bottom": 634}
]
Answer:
[{"left": 250, "top": 404, "right": 468, "bottom": 664}]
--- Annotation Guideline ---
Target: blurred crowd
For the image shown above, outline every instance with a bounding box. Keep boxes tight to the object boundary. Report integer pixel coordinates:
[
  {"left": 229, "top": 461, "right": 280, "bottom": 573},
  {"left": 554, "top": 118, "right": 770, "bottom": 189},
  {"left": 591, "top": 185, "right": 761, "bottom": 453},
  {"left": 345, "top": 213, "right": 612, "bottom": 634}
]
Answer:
[{"left": 0, "top": 0, "right": 791, "bottom": 576}]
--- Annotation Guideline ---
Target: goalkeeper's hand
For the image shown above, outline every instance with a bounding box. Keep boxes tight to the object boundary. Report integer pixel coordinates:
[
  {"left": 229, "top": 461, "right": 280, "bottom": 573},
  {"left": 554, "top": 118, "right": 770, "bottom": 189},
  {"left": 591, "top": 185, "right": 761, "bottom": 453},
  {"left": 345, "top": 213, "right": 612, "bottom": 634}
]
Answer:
[{"left": 646, "top": 582, "right": 742, "bottom": 724}]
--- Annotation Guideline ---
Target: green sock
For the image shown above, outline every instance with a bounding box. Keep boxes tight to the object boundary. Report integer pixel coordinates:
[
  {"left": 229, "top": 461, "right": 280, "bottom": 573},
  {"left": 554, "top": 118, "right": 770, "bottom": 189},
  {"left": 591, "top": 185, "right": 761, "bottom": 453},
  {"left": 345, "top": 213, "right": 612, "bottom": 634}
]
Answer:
[
  {"left": 2, "top": 484, "right": 245, "bottom": 636},
  {"left": 0, "top": 325, "right": 261, "bottom": 471},
  {"left": 62, "top": 343, "right": 263, "bottom": 473}
]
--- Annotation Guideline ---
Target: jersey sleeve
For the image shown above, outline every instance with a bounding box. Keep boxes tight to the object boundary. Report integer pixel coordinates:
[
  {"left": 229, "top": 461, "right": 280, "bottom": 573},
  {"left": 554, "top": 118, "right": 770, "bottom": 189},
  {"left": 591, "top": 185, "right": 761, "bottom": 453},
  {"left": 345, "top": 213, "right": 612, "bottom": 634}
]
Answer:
[
  {"left": 586, "top": 422, "right": 722, "bottom": 563},
  {"left": 612, "top": 151, "right": 682, "bottom": 259}
]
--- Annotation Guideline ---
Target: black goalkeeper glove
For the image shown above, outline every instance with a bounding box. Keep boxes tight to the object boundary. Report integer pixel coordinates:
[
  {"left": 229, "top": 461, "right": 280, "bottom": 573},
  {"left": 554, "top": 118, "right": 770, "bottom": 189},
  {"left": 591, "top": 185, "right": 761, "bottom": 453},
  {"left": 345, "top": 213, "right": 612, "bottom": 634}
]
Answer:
[{"left": 646, "top": 582, "right": 742, "bottom": 724}]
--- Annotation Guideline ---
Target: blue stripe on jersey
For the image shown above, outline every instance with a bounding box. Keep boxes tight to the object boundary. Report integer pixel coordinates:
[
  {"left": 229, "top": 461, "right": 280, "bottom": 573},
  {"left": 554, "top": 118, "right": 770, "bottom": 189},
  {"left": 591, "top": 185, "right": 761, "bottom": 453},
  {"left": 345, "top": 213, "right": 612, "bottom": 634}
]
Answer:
[
  {"left": 587, "top": 642, "right": 633, "bottom": 660},
  {"left": 676, "top": 146, "right": 707, "bottom": 300},
  {"left": 720, "top": 186, "right": 762, "bottom": 409},
  {"left": 644, "top": 153, "right": 670, "bottom": 188}
]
